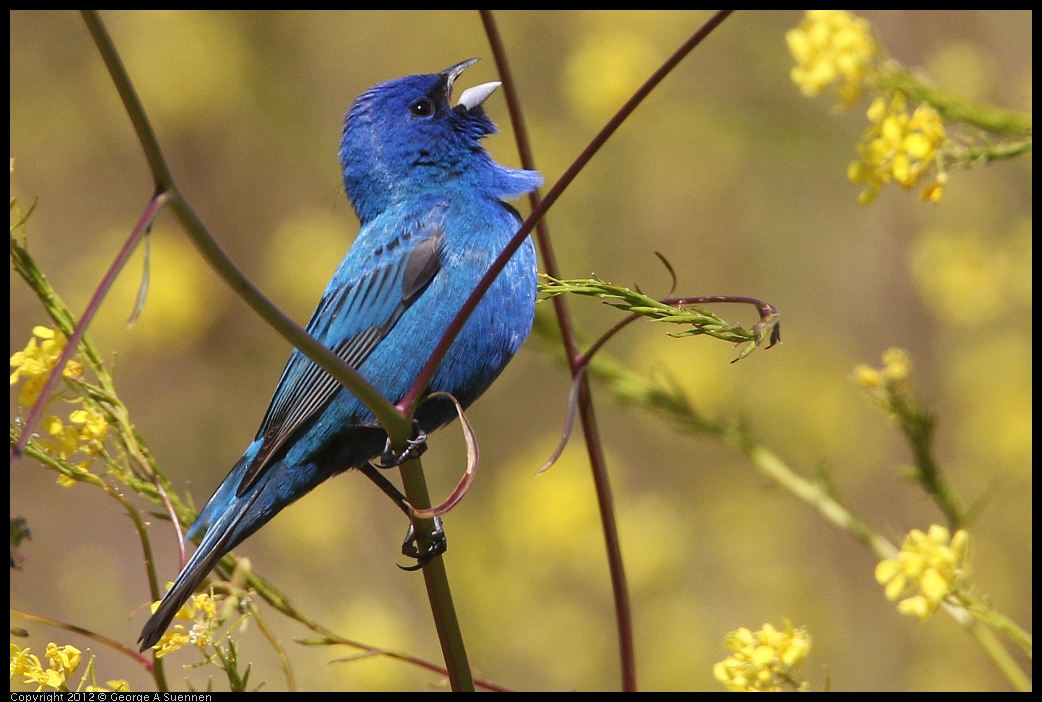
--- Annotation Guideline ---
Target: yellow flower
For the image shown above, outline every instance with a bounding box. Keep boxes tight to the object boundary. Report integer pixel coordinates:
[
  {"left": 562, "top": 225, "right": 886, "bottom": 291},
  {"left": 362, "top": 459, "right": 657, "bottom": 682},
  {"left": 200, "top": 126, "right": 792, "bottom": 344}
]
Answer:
[
  {"left": 40, "top": 406, "right": 110, "bottom": 469},
  {"left": 44, "top": 415, "right": 82, "bottom": 459},
  {"left": 876, "top": 524, "right": 968, "bottom": 619},
  {"left": 713, "top": 621, "right": 811, "bottom": 691},
  {"left": 44, "top": 643, "right": 81, "bottom": 679},
  {"left": 69, "top": 407, "right": 109, "bottom": 456},
  {"left": 849, "top": 92, "right": 948, "bottom": 204},
  {"left": 10, "top": 641, "right": 122, "bottom": 692},
  {"left": 919, "top": 171, "right": 948, "bottom": 203},
  {"left": 10, "top": 643, "right": 39, "bottom": 678},
  {"left": 787, "top": 10, "right": 877, "bottom": 105},
  {"left": 148, "top": 586, "right": 222, "bottom": 657},
  {"left": 10, "top": 642, "right": 81, "bottom": 691},
  {"left": 880, "top": 347, "right": 911, "bottom": 383},
  {"left": 153, "top": 628, "right": 191, "bottom": 659},
  {"left": 854, "top": 347, "right": 914, "bottom": 413},
  {"left": 188, "top": 625, "right": 213, "bottom": 649},
  {"left": 853, "top": 364, "right": 884, "bottom": 389},
  {"left": 191, "top": 591, "right": 218, "bottom": 619},
  {"left": 9, "top": 326, "right": 83, "bottom": 407}
]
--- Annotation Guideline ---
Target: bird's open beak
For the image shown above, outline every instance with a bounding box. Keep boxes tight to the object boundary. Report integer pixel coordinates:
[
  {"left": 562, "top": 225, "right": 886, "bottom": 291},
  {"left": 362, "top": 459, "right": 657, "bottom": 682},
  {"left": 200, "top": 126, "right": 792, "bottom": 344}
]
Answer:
[{"left": 441, "top": 58, "right": 501, "bottom": 112}]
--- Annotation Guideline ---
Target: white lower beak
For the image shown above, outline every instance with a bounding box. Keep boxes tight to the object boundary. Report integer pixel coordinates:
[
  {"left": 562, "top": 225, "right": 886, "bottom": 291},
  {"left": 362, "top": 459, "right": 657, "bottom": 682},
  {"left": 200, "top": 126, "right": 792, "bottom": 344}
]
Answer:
[{"left": 457, "top": 81, "right": 501, "bottom": 111}]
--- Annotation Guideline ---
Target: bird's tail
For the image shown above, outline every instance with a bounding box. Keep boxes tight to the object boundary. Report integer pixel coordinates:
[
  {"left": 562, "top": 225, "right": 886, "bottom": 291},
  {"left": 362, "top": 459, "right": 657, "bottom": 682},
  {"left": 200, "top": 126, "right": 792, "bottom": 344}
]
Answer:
[{"left": 138, "top": 487, "right": 260, "bottom": 652}]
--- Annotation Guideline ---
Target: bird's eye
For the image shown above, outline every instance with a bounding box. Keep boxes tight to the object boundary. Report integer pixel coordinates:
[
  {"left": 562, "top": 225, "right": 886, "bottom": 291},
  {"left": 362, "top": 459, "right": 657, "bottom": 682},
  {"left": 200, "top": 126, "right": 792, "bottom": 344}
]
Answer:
[{"left": 410, "top": 99, "right": 434, "bottom": 117}]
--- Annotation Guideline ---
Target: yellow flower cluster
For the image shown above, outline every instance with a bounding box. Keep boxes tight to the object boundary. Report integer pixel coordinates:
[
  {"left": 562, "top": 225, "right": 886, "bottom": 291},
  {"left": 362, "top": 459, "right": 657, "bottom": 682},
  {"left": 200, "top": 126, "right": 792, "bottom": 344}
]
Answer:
[
  {"left": 9, "top": 326, "right": 82, "bottom": 407},
  {"left": 151, "top": 587, "right": 221, "bottom": 658},
  {"left": 10, "top": 642, "right": 130, "bottom": 692},
  {"left": 713, "top": 622, "right": 811, "bottom": 692},
  {"left": 10, "top": 643, "right": 76, "bottom": 691},
  {"left": 43, "top": 408, "right": 109, "bottom": 463},
  {"left": 854, "top": 347, "right": 917, "bottom": 419},
  {"left": 854, "top": 346, "right": 910, "bottom": 390},
  {"left": 849, "top": 92, "right": 949, "bottom": 204},
  {"left": 876, "top": 524, "right": 968, "bottom": 619},
  {"left": 11, "top": 326, "right": 110, "bottom": 480},
  {"left": 786, "top": 10, "right": 877, "bottom": 105}
]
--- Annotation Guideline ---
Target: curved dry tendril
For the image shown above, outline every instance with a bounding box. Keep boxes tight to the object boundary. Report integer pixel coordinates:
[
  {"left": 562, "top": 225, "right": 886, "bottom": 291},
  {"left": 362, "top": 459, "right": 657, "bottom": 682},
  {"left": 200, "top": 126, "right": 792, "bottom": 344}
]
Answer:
[
  {"left": 536, "top": 369, "right": 586, "bottom": 475},
  {"left": 407, "top": 392, "right": 479, "bottom": 519}
]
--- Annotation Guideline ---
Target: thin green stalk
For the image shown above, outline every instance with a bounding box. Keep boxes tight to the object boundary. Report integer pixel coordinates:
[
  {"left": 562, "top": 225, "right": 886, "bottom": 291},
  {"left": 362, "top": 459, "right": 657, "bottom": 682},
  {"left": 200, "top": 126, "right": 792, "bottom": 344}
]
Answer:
[
  {"left": 10, "top": 609, "right": 155, "bottom": 671},
  {"left": 11, "top": 192, "right": 166, "bottom": 460},
  {"left": 78, "top": 13, "right": 475, "bottom": 684},
  {"left": 14, "top": 434, "right": 170, "bottom": 691},
  {"left": 14, "top": 224, "right": 473, "bottom": 690},
  {"left": 959, "top": 590, "right": 1033, "bottom": 660},
  {"left": 570, "top": 338, "right": 1032, "bottom": 689},
  {"left": 874, "top": 68, "right": 1032, "bottom": 134},
  {"left": 248, "top": 567, "right": 510, "bottom": 690},
  {"left": 396, "top": 458, "right": 474, "bottom": 692},
  {"left": 162, "top": 195, "right": 410, "bottom": 445},
  {"left": 943, "top": 138, "right": 1033, "bottom": 166},
  {"left": 79, "top": 10, "right": 410, "bottom": 448},
  {"left": 959, "top": 615, "right": 1032, "bottom": 692},
  {"left": 246, "top": 602, "right": 296, "bottom": 691}
]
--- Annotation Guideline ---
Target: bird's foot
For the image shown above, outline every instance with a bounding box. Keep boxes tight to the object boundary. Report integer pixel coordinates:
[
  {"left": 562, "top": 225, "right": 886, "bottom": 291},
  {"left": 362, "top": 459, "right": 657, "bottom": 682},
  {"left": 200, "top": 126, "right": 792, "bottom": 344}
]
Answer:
[
  {"left": 375, "top": 424, "right": 428, "bottom": 469},
  {"left": 398, "top": 517, "right": 446, "bottom": 571}
]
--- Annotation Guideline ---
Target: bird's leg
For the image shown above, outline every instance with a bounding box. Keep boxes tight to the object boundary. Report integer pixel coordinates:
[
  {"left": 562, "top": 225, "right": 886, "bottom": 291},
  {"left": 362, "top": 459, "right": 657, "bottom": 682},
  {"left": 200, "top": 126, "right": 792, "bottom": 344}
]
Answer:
[
  {"left": 374, "top": 420, "right": 428, "bottom": 468},
  {"left": 357, "top": 462, "right": 412, "bottom": 516},
  {"left": 357, "top": 462, "right": 446, "bottom": 569}
]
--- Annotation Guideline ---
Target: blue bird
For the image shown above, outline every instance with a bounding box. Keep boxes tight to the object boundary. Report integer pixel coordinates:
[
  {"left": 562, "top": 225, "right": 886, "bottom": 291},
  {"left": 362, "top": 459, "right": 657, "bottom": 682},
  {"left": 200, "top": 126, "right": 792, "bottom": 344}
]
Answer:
[{"left": 139, "top": 58, "right": 541, "bottom": 651}]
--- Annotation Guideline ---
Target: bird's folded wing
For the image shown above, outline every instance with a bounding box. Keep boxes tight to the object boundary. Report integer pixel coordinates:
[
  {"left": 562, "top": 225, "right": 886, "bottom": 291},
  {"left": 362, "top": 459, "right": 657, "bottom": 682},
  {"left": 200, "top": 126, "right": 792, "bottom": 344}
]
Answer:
[{"left": 235, "top": 230, "right": 443, "bottom": 497}]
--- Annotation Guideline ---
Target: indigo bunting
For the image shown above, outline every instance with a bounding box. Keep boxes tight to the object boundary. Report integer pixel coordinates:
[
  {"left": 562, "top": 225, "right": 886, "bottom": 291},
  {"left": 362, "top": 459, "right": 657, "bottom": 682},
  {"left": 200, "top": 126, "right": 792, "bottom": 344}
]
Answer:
[{"left": 139, "top": 58, "right": 541, "bottom": 650}]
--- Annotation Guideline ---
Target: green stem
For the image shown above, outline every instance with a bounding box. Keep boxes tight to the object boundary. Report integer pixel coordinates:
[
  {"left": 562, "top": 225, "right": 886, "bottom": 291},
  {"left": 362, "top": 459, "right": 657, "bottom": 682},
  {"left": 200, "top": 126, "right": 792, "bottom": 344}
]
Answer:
[
  {"left": 959, "top": 590, "right": 1033, "bottom": 659},
  {"left": 943, "top": 138, "right": 1033, "bottom": 166},
  {"left": 163, "top": 195, "right": 411, "bottom": 445},
  {"left": 566, "top": 338, "right": 1032, "bottom": 685},
  {"left": 397, "top": 458, "right": 474, "bottom": 692},
  {"left": 14, "top": 229, "right": 474, "bottom": 691},
  {"left": 79, "top": 10, "right": 411, "bottom": 448},
  {"left": 875, "top": 69, "right": 1032, "bottom": 134},
  {"left": 957, "top": 611, "right": 1032, "bottom": 691},
  {"left": 247, "top": 602, "right": 296, "bottom": 691},
  {"left": 252, "top": 571, "right": 507, "bottom": 690}
]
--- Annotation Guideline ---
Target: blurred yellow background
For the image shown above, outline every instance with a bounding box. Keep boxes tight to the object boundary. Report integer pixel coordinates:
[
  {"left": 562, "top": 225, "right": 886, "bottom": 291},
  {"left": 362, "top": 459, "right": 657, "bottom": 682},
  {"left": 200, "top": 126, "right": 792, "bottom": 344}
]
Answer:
[{"left": 10, "top": 10, "right": 1031, "bottom": 691}]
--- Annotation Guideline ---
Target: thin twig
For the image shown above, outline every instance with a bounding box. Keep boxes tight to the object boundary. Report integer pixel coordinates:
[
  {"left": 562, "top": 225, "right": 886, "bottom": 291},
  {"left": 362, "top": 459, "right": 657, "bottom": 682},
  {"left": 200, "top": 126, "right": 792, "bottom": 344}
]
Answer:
[
  {"left": 77, "top": 10, "right": 469, "bottom": 689},
  {"left": 11, "top": 608, "right": 155, "bottom": 671},
  {"left": 478, "top": 10, "right": 735, "bottom": 691},
  {"left": 403, "top": 9, "right": 736, "bottom": 417},
  {"left": 78, "top": 10, "right": 410, "bottom": 447},
  {"left": 12, "top": 190, "right": 168, "bottom": 461}
]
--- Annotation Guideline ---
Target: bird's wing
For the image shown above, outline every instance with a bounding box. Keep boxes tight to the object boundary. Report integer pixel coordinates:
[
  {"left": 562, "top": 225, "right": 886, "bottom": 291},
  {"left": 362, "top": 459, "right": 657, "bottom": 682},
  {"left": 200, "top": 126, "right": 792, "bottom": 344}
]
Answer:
[{"left": 235, "top": 229, "right": 444, "bottom": 497}]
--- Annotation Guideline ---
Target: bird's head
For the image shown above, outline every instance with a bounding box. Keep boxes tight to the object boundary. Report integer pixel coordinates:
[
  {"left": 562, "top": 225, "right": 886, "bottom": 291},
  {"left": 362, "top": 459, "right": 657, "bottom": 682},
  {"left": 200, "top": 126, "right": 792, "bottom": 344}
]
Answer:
[{"left": 340, "top": 58, "right": 511, "bottom": 223}]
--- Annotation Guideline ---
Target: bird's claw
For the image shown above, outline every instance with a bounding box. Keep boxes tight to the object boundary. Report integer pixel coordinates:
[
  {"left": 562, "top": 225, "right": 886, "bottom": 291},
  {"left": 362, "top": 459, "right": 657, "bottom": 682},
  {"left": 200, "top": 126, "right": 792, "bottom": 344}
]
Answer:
[
  {"left": 375, "top": 426, "right": 428, "bottom": 469},
  {"left": 398, "top": 517, "right": 446, "bottom": 571}
]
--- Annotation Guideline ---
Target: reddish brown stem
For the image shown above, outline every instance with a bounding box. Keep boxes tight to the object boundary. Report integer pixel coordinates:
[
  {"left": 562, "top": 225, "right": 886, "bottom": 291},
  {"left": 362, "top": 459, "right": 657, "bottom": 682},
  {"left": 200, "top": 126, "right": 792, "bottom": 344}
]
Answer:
[
  {"left": 476, "top": 10, "right": 736, "bottom": 691},
  {"left": 399, "top": 11, "right": 736, "bottom": 420},
  {"left": 12, "top": 189, "right": 169, "bottom": 463}
]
